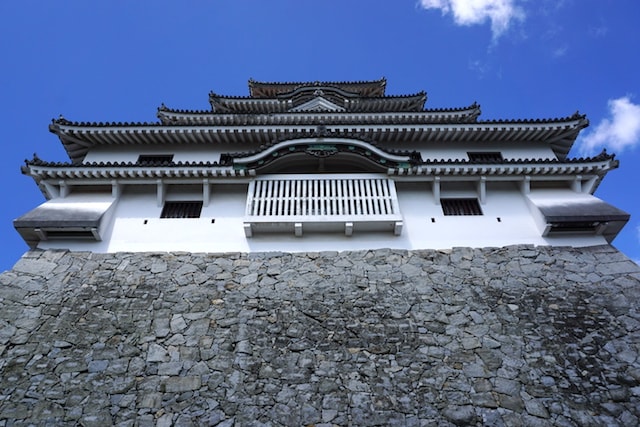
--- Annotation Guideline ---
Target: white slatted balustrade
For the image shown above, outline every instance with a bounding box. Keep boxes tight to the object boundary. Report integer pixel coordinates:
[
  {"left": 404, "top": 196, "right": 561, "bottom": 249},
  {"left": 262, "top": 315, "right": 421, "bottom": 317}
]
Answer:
[{"left": 244, "top": 174, "right": 403, "bottom": 237}]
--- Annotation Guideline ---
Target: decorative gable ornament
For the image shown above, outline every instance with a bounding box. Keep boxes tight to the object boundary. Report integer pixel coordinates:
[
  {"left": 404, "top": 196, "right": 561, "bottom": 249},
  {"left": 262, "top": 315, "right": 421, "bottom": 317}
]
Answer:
[{"left": 289, "top": 96, "right": 346, "bottom": 112}]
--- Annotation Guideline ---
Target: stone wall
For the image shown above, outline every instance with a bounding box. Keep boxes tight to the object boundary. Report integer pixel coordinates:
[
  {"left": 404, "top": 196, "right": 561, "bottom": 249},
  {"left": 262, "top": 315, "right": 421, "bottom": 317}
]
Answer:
[{"left": 0, "top": 245, "right": 639, "bottom": 426}]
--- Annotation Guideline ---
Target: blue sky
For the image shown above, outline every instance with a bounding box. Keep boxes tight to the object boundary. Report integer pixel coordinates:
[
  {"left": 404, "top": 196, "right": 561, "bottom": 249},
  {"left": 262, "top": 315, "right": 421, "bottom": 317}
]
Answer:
[{"left": 1, "top": 0, "right": 639, "bottom": 271}]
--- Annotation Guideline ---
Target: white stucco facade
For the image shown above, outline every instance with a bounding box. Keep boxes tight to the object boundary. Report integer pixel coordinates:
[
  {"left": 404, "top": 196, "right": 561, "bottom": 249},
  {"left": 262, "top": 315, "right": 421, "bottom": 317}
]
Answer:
[{"left": 32, "top": 176, "right": 609, "bottom": 254}]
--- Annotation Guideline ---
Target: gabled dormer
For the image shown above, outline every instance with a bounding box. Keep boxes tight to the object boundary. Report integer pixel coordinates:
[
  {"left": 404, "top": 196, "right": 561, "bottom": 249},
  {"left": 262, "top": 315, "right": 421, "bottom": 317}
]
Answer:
[{"left": 288, "top": 92, "right": 346, "bottom": 112}]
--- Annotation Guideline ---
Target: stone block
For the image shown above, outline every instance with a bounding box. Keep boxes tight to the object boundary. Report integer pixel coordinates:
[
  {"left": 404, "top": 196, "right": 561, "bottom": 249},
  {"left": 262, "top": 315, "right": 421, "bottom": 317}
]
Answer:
[
  {"left": 12, "top": 259, "right": 57, "bottom": 277},
  {"left": 164, "top": 376, "right": 202, "bottom": 393},
  {"left": 146, "top": 343, "right": 168, "bottom": 362}
]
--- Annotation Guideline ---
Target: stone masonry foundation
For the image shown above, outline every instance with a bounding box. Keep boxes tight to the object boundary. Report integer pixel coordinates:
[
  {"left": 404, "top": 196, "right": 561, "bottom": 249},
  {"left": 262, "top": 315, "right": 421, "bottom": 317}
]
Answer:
[{"left": 0, "top": 245, "right": 639, "bottom": 426}]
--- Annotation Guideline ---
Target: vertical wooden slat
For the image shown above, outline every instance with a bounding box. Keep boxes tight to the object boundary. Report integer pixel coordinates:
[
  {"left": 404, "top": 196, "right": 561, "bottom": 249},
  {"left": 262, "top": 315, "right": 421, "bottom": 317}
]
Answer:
[
  {"left": 348, "top": 180, "right": 355, "bottom": 215},
  {"left": 284, "top": 180, "right": 291, "bottom": 216},
  {"left": 319, "top": 179, "right": 325, "bottom": 215},
  {"left": 365, "top": 179, "right": 373, "bottom": 215},
  {"left": 388, "top": 179, "right": 400, "bottom": 214},
  {"left": 330, "top": 179, "right": 336, "bottom": 215},
  {"left": 337, "top": 180, "right": 344, "bottom": 215},
  {"left": 265, "top": 180, "right": 273, "bottom": 215},
  {"left": 357, "top": 180, "right": 364, "bottom": 215},
  {"left": 382, "top": 179, "right": 391, "bottom": 214},
  {"left": 246, "top": 180, "right": 256, "bottom": 216},
  {"left": 312, "top": 179, "right": 317, "bottom": 215},
  {"left": 257, "top": 180, "right": 265, "bottom": 216},
  {"left": 372, "top": 179, "right": 381, "bottom": 214},
  {"left": 301, "top": 179, "right": 307, "bottom": 215},
  {"left": 295, "top": 180, "right": 301, "bottom": 216},
  {"left": 278, "top": 180, "right": 285, "bottom": 215},
  {"left": 273, "top": 181, "right": 280, "bottom": 215},
  {"left": 253, "top": 180, "right": 259, "bottom": 216}
]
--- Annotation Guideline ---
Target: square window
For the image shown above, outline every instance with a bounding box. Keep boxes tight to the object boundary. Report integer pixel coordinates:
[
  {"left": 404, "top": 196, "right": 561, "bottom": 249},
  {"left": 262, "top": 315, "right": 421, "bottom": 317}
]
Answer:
[
  {"left": 138, "top": 154, "right": 174, "bottom": 165},
  {"left": 160, "top": 201, "right": 203, "bottom": 218},
  {"left": 467, "top": 152, "right": 503, "bottom": 162},
  {"left": 441, "top": 198, "right": 483, "bottom": 216}
]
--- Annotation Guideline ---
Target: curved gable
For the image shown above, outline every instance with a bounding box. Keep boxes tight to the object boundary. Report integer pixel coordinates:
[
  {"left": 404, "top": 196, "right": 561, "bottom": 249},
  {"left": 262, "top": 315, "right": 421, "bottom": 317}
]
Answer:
[{"left": 228, "top": 137, "right": 419, "bottom": 174}]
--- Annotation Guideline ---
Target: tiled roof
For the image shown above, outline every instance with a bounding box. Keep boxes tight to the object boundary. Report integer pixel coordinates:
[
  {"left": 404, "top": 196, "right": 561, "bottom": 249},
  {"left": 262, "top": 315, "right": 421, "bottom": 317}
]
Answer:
[
  {"left": 54, "top": 108, "right": 583, "bottom": 129},
  {"left": 24, "top": 150, "right": 614, "bottom": 169},
  {"left": 49, "top": 113, "right": 588, "bottom": 165},
  {"left": 22, "top": 150, "right": 619, "bottom": 196},
  {"left": 247, "top": 78, "right": 387, "bottom": 98},
  {"left": 478, "top": 111, "right": 587, "bottom": 125},
  {"left": 207, "top": 91, "right": 428, "bottom": 114},
  {"left": 53, "top": 116, "right": 158, "bottom": 127},
  {"left": 156, "top": 103, "right": 480, "bottom": 126},
  {"left": 222, "top": 130, "right": 419, "bottom": 160},
  {"left": 420, "top": 150, "right": 614, "bottom": 165},
  {"left": 25, "top": 159, "right": 223, "bottom": 168}
]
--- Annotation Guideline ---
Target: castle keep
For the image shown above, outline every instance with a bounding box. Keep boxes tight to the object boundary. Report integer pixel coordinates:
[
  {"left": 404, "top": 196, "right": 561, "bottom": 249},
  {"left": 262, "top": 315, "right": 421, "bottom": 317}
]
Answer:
[
  {"left": 14, "top": 78, "right": 629, "bottom": 252},
  {"left": 2, "top": 80, "right": 639, "bottom": 425}
]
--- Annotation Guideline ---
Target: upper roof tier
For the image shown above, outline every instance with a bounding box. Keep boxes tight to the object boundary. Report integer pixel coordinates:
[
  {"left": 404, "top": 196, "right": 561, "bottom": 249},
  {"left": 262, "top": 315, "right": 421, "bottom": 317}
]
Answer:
[
  {"left": 206, "top": 78, "right": 426, "bottom": 114},
  {"left": 206, "top": 91, "right": 428, "bottom": 114},
  {"left": 48, "top": 79, "right": 590, "bottom": 164},
  {"left": 248, "top": 78, "right": 388, "bottom": 98},
  {"left": 157, "top": 103, "right": 480, "bottom": 125}
]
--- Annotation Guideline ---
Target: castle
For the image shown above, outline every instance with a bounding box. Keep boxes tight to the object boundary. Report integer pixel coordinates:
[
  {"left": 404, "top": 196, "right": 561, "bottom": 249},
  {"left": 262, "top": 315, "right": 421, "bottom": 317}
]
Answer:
[
  {"left": 14, "top": 78, "right": 629, "bottom": 253},
  {"left": 3, "top": 80, "right": 639, "bottom": 425}
]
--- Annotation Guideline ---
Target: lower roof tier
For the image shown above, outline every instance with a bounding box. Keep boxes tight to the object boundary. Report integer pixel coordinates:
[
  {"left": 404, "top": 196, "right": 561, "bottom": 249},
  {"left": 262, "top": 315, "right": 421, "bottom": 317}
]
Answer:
[{"left": 22, "top": 151, "right": 619, "bottom": 201}]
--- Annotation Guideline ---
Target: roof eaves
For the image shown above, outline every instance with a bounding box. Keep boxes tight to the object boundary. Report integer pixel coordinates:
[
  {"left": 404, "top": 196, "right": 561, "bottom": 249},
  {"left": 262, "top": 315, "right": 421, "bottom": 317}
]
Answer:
[
  {"left": 477, "top": 112, "right": 588, "bottom": 126},
  {"left": 418, "top": 151, "right": 615, "bottom": 166}
]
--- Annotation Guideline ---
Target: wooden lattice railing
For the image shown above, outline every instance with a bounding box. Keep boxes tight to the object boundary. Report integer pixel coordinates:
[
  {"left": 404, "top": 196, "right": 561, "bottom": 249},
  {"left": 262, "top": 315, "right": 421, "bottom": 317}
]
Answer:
[{"left": 244, "top": 174, "right": 403, "bottom": 237}]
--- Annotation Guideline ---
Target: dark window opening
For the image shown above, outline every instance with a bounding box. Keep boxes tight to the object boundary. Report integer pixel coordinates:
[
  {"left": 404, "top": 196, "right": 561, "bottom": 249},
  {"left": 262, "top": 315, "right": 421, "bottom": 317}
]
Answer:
[
  {"left": 161, "top": 201, "right": 203, "bottom": 218},
  {"left": 40, "top": 229, "right": 99, "bottom": 240},
  {"left": 548, "top": 222, "right": 601, "bottom": 233},
  {"left": 441, "top": 198, "right": 483, "bottom": 216},
  {"left": 138, "top": 154, "right": 174, "bottom": 165},
  {"left": 45, "top": 230, "right": 94, "bottom": 238},
  {"left": 467, "top": 152, "right": 503, "bottom": 162}
]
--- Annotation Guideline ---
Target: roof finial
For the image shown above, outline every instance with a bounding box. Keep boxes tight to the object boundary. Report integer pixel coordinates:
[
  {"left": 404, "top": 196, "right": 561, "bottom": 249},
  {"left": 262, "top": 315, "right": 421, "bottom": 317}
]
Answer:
[{"left": 314, "top": 124, "right": 328, "bottom": 137}]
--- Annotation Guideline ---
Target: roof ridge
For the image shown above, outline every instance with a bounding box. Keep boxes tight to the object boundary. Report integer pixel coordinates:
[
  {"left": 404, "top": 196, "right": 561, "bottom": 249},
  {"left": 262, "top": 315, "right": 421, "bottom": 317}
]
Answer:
[{"left": 248, "top": 77, "right": 387, "bottom": 87}]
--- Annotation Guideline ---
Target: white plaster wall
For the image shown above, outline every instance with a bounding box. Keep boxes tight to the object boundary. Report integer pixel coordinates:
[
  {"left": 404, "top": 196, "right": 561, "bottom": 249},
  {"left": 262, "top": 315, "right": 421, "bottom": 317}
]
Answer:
[
  {"left": 82, "top": 140, "right": 558, "bottom": 165},
  {"left": 393, "top": 181, "right": 602, "bottom": 249},
  {"left": 83, "top": 143, "right": 260, "bottom": 164},
  {"left": 36, "top": 179, "right": 608, "bottom": 253},
  {"left": 389, "top": 141, "right": 557, "bottom": 161},
  {"left": 104, "top": 184, "right": 250, "bottom": 253}
]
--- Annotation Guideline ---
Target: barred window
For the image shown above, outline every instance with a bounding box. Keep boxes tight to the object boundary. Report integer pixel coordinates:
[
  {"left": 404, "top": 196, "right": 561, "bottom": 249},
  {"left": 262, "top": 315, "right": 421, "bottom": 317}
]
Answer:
[
  {"left": 441, "top": 198, "right": 483, "bottom": 216},
  {"left": 138, "top": 154, "right": 174, "bottom": 165},
  {"left": 246, "top": 177, "right": 399, "bottom": 217},
  {"left": 467, "top": 152, "right": 503, "bottom": 162},
  {"left": 160, "top": 201, "right": 203, "bottom": 218}
]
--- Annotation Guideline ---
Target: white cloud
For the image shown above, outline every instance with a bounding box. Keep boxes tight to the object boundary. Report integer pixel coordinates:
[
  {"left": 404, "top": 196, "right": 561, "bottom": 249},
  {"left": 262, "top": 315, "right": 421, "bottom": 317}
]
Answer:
[
  {"left": 468, "top": 59, "right": 491, "bottom": 78},
  {"left": 419, "top": 0, "right": 525, "bottom": 40},
  {"left": 552, "top": 45, "right": 568, "bottom": 58},
  {"left": 589, "top": 25, "right": 608, "bottom": 38},
  {"left": 580, "top": 96, "right": 640, "bottom": 154}
]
